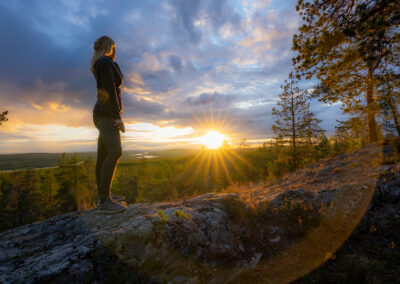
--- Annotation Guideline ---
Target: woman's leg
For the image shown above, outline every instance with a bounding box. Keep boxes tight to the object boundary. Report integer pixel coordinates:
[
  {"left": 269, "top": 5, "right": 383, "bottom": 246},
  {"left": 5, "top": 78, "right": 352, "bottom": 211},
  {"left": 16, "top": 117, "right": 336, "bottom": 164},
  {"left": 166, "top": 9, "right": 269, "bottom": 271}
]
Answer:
[
  {"left": 95, "top": 134, "right": 108, "bottom": 201},
  {"left": 94, "top": 116, "right": 122, "bottom": 202}
]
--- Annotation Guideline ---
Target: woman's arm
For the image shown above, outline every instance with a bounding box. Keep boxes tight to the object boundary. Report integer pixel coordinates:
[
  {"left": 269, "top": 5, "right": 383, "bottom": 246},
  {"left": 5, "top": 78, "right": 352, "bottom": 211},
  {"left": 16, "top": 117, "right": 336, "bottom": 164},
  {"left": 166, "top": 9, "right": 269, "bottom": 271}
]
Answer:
[
  {"left": 114, "top": 62, "right": 124, "bottom": 115},
  {"left": 113, "top": 119, "right": 126, "bottom": 133}
]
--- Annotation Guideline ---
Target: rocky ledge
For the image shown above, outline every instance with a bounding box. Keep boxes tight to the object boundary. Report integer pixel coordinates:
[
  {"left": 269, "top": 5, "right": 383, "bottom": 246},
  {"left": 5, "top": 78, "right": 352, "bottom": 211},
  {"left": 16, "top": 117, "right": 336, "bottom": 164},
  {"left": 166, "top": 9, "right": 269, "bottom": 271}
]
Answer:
[{"left": 1, "top": 139, "right": 399, "bottom": 283}]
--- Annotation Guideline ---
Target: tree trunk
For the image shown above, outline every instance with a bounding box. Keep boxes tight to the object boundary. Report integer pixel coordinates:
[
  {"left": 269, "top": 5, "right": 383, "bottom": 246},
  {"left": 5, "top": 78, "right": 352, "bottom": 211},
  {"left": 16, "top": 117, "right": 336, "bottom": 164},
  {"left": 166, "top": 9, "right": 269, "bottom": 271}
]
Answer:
[
  {"left": 389, "top": 96, "right": 400, "bottom": 136},
  {"left": 291, "top": 90, "right": 296, "bottom": 149},
  {"left": 290, "top": 86, "right": 297, "bottom": 169},
  {"left": 366, "top": 70, "right": 378, "bottom": 142}
]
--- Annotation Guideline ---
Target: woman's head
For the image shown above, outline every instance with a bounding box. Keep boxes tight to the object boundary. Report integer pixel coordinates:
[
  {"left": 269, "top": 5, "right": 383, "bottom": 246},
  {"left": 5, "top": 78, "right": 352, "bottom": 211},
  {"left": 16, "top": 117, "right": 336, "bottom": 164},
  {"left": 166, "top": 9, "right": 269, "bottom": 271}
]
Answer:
[{"left": 90, "top": 35, "right": 116, "bottom": 73}]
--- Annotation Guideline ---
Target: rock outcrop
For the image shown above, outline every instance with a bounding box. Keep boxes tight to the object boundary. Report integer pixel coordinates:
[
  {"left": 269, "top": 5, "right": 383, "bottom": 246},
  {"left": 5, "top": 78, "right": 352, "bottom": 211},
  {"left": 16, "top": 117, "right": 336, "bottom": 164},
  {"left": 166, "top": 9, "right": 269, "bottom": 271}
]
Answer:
[{"left": 1, "top": 139, "right": 399, "bottom": 283}]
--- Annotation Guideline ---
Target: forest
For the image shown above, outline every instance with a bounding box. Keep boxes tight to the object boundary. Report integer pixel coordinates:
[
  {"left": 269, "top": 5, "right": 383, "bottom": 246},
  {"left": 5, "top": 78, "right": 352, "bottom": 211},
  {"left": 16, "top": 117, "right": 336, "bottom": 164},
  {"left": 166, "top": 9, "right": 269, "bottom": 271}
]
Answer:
[
  {"left": 0, "top": 133, "right": 367, "bottom": 232},
  {"left": 0, "top": 0, "right": 399, "bottom": 232}
]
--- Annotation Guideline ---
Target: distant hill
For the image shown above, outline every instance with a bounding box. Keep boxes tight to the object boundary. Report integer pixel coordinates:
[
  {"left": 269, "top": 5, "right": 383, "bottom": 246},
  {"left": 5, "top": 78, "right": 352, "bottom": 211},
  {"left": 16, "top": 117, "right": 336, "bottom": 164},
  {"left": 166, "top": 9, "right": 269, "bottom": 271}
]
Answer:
[
  {"left": 142, "top": 148, "right": 200, "bottom": 159},
  {"left": 0, "top": 148, "right": 200, "bottom": 171}
]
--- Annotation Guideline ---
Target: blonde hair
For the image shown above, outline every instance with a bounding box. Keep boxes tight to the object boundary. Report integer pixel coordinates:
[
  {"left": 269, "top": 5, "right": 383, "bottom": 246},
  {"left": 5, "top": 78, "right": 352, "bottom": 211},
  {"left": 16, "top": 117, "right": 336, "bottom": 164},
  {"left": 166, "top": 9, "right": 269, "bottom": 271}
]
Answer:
[{"left": 90, "top": 35, "right": 115, "bottom": 73}]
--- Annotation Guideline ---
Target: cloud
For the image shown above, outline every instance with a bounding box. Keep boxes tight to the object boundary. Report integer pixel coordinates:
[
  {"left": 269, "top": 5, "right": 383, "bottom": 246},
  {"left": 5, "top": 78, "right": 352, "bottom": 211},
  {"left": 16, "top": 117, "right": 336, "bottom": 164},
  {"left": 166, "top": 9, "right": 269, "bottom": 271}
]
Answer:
[
  {"left": 184, "top": 92, "right": 236, "bottom": 107},
  {"left": 123, "top": 94, "right": 168, "bottom": 121},
  {"left": 169, "top": 55, "right": 183, "bottom": 72},
  {"left": 0, "top": 0, "right": 343, "bottom": 153},
  {"left": 168, "top": 0, "right": 203, "bottom": 45},
  {"left": 204, "top": 0, "right": 242, "bottom": 31}
]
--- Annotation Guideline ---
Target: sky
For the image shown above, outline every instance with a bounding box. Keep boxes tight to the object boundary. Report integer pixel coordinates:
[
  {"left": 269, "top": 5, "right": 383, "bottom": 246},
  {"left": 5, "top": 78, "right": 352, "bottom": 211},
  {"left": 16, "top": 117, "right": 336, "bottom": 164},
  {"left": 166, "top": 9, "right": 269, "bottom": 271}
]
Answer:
[{"left": 0, "top": 0, "right": 344, "bottom": 154}]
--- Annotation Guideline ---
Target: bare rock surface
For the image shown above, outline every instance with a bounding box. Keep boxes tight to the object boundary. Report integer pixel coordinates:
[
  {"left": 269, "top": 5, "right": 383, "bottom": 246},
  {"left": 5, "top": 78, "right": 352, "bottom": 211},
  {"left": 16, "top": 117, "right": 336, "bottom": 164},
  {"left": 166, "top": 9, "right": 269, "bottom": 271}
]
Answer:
[{"left": 0, "top": 140, "right": 399, "bottom": 283}]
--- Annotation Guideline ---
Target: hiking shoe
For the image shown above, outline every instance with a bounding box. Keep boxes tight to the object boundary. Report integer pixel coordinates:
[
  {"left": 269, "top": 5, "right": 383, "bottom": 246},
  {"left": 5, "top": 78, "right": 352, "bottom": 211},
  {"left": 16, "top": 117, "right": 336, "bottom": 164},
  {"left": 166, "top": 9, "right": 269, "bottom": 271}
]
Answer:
[
  {"left": 97, "top": 199, "right": 127, "bottom": 208},
  {"left": 97, "top": 199, "right": 127, "bottom": 214},
  {"left": 111, "top": 194, "right": 126, "bottom": 202}
]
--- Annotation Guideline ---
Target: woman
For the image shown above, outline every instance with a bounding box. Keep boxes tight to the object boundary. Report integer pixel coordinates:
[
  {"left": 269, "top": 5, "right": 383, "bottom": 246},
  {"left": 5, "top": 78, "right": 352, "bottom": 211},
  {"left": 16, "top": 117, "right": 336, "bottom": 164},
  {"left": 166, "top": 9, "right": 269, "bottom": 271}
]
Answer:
[{"left": 91, "top": 35, "right": 127, "bottom": 213}]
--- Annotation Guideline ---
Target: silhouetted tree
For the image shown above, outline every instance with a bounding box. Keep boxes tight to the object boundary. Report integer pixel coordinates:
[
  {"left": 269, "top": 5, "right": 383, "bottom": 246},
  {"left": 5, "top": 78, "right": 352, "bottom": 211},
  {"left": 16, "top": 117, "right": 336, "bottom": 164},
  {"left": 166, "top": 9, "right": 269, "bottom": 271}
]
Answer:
[
  {"left": 302, "top": 111, "right": 325, "bottom": 144},
  {"left": 0, "top": 110, "right": 8, "bottom": 125},
  {"left": 239, "top": 137, "right": 248, "bottom": 149},
  {"left": 221, "top": 140, "right": 231, "bottom": 149},
  {"left": 272, "top": 74, "right": 309, "bottom": 148},
  {"left": 272, "top": 74, "right": 315, "bottom": 167}
]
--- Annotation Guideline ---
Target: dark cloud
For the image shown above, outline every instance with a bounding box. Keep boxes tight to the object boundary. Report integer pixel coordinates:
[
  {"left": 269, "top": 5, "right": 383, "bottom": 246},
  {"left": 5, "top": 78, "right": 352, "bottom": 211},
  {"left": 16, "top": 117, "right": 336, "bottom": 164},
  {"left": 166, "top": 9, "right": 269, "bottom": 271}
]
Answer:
[
  {"left": 141, "top": 69, "right": 177, "bottom": 93},
  {"left": 0, "top": 4, "right": 88, "bottom": 87},
  {"left": 0, "top": 132, "right": 33, "bottom": 140},
  {"left": 168, "top": 0, "right": 202, "bottom": 45},
  {"left": 169, "top": 55, "right": 183, "bottom": 72},
  {"left": 204, "top": 0, "right": 242, "bottom": 30},
  {"left": 184, "top": 92, "right": 236, "bottom": 107},
  {"left": 123, "top": 95, "right": 167, "bottom": 119},
  {"left": 167, "top": 0, "right": 244, "bottom": 46},
  {"left": 0, "top": 0, "right": 169, "bottom": 107}
]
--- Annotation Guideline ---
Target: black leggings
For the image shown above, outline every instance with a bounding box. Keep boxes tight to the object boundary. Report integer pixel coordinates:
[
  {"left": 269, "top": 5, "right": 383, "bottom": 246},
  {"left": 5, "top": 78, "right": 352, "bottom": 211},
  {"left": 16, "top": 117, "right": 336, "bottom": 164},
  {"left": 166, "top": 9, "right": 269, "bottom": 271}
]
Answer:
[{"left": 93, "top": 115, "right": 122, "bottom": 201}]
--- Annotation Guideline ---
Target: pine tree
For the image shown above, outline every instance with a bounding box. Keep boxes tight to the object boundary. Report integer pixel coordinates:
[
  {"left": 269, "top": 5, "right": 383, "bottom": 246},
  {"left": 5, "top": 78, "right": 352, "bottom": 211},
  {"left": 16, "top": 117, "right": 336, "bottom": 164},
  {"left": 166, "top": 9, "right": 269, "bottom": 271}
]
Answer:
[
  {"left": 4, "top": 170, "right": 41, "bottom": 226},
  {"left": 79, "top": 156, "right": 97, "bottom": 210},
  {"left": 272, "top": 74, "right": 322, "bottom": 167},
  {"left": 239, "top": 137, "right": 248, "bottom": 149},
  {"left": 292, "top": 0, "right": 400, "bottom": 142},
  {"left": 55, "top": 153, "right": 78, "bottom": 212},
  {"left": 302, "top": 110, "right": 325, "bottom": 144},
  {"left": 39, "top": 169, "right": 61, "bottom": 219},
  {"left": 315, "top": 133, "right": 332, "bottom": 159},
  {"left": 272, "top": 74, "right": 308, "bottom": 149},
  {"left": 0, "top": 110, "right": 8, "bottom": 125},
  {"left": 376, "top": 71, "right": 400, "bottom": 136},
  {"left": 334, "top": 116, "right": 370, "bottom": 152}
]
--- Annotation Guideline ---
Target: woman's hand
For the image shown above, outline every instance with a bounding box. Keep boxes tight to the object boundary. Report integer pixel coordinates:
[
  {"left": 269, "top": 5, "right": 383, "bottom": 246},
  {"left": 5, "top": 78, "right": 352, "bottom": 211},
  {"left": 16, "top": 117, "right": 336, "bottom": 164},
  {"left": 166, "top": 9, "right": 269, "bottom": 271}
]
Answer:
[{"left": 113, "top": 119, "right": 125, "bottom": 133}]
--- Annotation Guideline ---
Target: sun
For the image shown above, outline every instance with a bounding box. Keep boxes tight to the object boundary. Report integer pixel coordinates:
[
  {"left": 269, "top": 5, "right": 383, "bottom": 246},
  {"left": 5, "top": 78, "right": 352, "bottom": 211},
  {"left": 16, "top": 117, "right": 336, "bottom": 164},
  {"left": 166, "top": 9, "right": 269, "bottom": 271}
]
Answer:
[{"left": 200, "top": 130, "right": 226, "bottom": 149}]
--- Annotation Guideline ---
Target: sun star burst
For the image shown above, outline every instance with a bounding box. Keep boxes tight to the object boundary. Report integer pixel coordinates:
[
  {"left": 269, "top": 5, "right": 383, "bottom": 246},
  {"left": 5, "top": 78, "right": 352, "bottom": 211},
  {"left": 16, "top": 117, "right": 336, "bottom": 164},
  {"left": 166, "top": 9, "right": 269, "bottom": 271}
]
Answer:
[{"left": 200, "top": 130, "right": 226, "bottom": 149}]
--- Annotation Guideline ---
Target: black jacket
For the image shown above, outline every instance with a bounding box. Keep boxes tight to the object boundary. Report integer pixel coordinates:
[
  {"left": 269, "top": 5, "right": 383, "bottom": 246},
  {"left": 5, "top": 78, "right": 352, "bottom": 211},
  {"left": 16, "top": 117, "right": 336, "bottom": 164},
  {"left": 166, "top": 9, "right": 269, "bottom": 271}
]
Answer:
[{"left": 92, "top": 56, "right": 124, "bottom": 119}]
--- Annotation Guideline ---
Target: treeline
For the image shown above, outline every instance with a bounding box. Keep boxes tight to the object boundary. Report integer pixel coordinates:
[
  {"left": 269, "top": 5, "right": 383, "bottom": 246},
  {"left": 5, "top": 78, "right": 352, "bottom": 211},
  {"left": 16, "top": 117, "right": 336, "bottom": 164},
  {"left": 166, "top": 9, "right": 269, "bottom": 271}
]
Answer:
[
  {"left": 0, "top": 134, "right": 361, "bottom": 232},
  {"left": 0, "top": 153, "right": 97, "bottom": 231}
]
